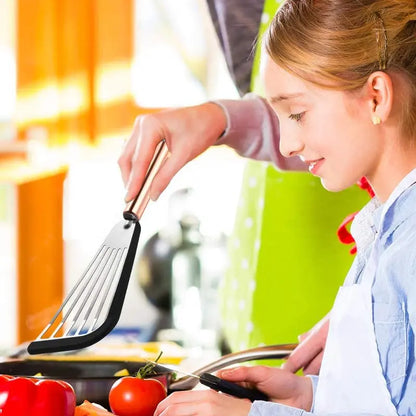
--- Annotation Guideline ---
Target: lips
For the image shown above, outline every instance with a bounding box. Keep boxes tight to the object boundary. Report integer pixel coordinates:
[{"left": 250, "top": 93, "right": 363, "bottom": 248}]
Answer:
[{"left": 304, "top": 158, "right": 324, "bottom": 175}]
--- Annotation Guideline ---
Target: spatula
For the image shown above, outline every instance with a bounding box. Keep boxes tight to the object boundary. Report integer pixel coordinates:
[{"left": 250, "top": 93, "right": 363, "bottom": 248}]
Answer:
[{"left": 27, "top": 140, "right": 169, "bottom": 355}]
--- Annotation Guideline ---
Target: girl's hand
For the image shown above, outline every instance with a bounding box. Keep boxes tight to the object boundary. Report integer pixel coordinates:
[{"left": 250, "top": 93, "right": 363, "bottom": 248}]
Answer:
[
  {"left": 154, "top": 389, "right": 252, "bottom": 416},
  {"left": 119, "top": 102, "right": 227, "bottom": 202},
  {"left": 282, "top": 314, "right": 330, "bottom": 375},
  {"left": 217, "top": 366, "right": 313, "bottom": 411}
]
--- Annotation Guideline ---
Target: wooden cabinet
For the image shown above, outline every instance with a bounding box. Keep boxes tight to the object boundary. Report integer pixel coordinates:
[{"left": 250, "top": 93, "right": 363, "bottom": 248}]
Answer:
[{"left": 0, "top": 159, "right": 67, "bottom": 346}]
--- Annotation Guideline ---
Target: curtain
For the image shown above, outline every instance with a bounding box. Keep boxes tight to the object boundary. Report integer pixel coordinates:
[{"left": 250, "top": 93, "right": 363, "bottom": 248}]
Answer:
[{"left": 16, "top": 0, "right": 145, "bottom": 146}]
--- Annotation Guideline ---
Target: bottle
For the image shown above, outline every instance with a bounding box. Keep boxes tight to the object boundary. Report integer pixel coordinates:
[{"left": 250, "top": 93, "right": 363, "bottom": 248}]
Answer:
[
  {"left": 171, "top": 212, "right": 227, "bottom": 350},
  {"left": 171, "top": 214, "right": 203, "bottom": 344}
]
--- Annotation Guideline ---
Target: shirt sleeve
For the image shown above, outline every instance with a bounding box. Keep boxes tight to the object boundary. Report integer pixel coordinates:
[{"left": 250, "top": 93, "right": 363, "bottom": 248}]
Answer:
[
  {"left": 212, "top": 93, "right": 306, "bottom": 172},
  {"left": 248, "top": 376, "right": 391, "bottom": 416},
  {"left": 249, "top": 401, "right": 394, "bottom": 416},
  {"left": 249, "top": 401, "right": 306, "bottom": 416}
]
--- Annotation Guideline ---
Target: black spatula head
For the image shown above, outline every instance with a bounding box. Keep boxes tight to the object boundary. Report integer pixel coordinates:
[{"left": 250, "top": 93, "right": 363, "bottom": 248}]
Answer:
[{"left": 27, "top": 220, "right": 141, "bottom": 354}]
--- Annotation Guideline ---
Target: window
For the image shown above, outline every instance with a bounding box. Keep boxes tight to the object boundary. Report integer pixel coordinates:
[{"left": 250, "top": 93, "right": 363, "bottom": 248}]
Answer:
[
  {"left": 133, "top": 0, "right": 238, "bottom": 107},
  {"left": 131, "top": 0, "right": 245, "bottom": 240}
]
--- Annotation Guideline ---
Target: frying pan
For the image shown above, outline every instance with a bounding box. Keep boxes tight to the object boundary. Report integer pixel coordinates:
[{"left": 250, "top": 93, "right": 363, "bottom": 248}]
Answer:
[{"left": 0, "top": 344, "right": 296, "bottom": 408}]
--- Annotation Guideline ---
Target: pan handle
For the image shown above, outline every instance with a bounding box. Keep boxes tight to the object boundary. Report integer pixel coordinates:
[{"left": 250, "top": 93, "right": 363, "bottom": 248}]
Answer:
[
  {"left": 169, "top": 343, "right": 297, "bottom": 391},
  {"left": 123, "top": 139, "right": 169, "bottom": 222}
]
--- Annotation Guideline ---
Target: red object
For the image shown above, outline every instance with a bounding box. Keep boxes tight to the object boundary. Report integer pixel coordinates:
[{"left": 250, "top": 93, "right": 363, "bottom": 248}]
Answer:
[
  {"left": 337, "top": 211, "right": 359, "bottom": 255},
  {"left": 337, "top": 177, "right": 375, "bottom": 255},
  {"left": 109, "top": 377, "right": 167, "bottom": 416},
  {"left": 0, "top": 375, "right": 13, "bottom": 409},
  {"left": 75, "top": 400, "right": 115, "bottom": 415},
  {"left": 0, "top": 375, "right": 76, "bottom": 416},
  {"left": 357, "top": 176, "right": 375, "bottom": 198}
]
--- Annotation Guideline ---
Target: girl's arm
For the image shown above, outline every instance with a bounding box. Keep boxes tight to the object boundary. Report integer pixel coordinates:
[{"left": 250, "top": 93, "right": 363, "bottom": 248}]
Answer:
[
  {"left": 154, "top": 366, "right": 312, "bottom": 416},
  {"left": 214, "top": 94, "right": 306, "bottom": 171},
  {"left": 154, "top": 366, "right": 400, "bottom": 416},
  {"left": 119, "top": 94, "right": 306, "bottom": 203}
]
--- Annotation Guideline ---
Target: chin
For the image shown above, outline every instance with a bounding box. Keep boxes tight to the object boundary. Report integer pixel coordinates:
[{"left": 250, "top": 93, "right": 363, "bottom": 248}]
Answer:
[{"left": 320, "top": 178, "right": 352, "bottom": 193}]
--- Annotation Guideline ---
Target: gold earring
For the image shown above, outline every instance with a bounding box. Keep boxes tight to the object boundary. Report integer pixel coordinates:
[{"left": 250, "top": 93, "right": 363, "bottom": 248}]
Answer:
[{"left": 372, "top": 115, "right": 381, "bottom": 125}]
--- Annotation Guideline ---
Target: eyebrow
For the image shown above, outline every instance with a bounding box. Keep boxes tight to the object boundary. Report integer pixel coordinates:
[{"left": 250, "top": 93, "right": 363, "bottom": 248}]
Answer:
[{"left": 269, "top": 93, "right": 305, "bottom": 103}]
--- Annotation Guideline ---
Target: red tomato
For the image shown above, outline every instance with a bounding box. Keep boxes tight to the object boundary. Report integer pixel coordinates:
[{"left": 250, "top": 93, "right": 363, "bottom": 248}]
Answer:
[{"left": 109, "top": 377, "right": 167, "bottom": 416}]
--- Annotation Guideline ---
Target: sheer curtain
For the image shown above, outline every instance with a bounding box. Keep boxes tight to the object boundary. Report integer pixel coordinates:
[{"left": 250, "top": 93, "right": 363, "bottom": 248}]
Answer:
[{"left": 16, "top": 0, "right": 142, "bottom": 147}]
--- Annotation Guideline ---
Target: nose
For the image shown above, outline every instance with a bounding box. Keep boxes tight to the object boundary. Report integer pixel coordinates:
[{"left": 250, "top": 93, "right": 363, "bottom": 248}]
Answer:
[{"left": 279, "top": 127, "right": 304, "bottom": 158}]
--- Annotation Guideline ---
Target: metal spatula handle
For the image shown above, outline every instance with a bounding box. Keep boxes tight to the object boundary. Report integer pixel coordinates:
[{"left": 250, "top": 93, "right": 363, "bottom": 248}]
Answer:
[
  {"left": 169, "top": 343, "right": 297, "bottom": 391},
  {"left": 123, "top": 139, "right": 169, "bottom": 222}
]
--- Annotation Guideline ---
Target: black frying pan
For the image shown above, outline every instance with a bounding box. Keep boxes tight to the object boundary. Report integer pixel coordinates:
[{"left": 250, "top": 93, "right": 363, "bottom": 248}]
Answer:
[{"left": 0, "top": 344, "right": 296, "bottom": 409}]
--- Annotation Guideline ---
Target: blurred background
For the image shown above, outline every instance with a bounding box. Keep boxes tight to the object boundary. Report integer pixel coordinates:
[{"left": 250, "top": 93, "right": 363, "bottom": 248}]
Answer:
[{"left": 0, "top": 0, "right": 246, "bottom": 356}]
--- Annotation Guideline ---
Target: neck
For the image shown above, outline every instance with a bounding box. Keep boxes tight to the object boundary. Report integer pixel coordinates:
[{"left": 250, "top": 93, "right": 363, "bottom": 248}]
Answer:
[{"left": 369, "top": 139, "right": 416, "bottom": 202}]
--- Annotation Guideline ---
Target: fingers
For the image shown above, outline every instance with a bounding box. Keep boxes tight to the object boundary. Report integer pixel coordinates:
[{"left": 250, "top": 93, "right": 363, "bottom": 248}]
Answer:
[
  {"left": 148, "top": 148, "right": 189, "bottom": 201},
  {"left": 217, "top": 366, "right": 267, "bottom": 385},
  {"left": 281, "top": 338, "right": 323, "bottom": 374},
  {"left": 119, "top": 114, "right": 165, "bottom": 202},
  {"left": 119, "top": 102, "right": 227, "bottom": 203},
  {"left": 217, "top": 366, "right": 312, "bottom": 409},
  {"left": 281, "top": 317, "right": 330, "bottom": 375},
  {"left": 155, "top": 391, "right": 204, "bottom": 416},
  {"left": 154, "top": 390, "right": 250, "bottom": 416},
  {"left": 118, "top": 129, "right": 137, "bottom": 186},
  {"left": 217, "top": 366, "right": 280, "bottom": 392},
  {"left": 302, "top": 350, "right": 324, "bottom": 375},
  {"left": 297, "top": 330, "right": 309, "bottom": 343}
]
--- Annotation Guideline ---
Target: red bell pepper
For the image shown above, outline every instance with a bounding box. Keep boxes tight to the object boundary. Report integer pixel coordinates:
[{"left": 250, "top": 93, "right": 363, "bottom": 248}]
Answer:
[
  {"left": 0, "top": 375, "right": 13, "bottom": 410},
  {"left": 0, "top": 374, "right": 76, "bottom": 416}
]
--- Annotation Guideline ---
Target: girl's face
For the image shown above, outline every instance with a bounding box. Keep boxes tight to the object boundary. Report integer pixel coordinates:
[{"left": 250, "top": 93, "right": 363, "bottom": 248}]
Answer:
[{"left": 262, "top": 55, "right": 383, "bottom": 193}]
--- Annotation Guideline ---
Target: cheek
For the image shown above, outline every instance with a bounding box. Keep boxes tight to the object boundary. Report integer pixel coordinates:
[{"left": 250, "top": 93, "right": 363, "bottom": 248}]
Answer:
[
  {"left": 314, "top": 106, "right": 362, "bottom": 154},
  {"left": 307, "top": 112, "right": 342, "bottom": 153}
]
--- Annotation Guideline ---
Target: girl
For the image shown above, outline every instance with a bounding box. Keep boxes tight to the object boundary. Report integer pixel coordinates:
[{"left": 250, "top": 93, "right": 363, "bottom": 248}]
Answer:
[{"left": 154, "top": 0, "right": 416, "bottom": 415}]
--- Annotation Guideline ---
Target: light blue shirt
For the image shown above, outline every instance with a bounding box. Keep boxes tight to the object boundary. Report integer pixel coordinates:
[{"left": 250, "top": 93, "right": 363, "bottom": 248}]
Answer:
[{"left": 249, "top": 169, "right": 416, "bottom": 416}]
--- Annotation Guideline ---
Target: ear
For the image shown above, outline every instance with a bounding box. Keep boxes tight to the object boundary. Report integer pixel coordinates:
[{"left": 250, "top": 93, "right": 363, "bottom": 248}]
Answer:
[{"left": 365, "top": 71, "right": 393, "bottom": 124}]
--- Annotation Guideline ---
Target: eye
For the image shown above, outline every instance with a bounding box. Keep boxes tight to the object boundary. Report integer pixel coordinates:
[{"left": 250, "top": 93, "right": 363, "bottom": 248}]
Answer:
[{"left": 288, "top": 112, "right": 304, "bottom": 122}]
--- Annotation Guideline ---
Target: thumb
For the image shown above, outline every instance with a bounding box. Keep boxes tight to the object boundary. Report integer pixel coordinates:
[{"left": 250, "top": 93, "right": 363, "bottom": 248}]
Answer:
[{"left": 217, "top": 366, "right": 269, "bottom": 385}]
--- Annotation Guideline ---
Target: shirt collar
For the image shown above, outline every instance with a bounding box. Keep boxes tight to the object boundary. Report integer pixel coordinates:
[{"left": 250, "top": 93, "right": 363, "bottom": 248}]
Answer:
[
  {"left": 351, "top": 168, "right": 416, "bottom": 251},
  {"left": 351, "top": 197, "right": 380, "bottom": 253}
]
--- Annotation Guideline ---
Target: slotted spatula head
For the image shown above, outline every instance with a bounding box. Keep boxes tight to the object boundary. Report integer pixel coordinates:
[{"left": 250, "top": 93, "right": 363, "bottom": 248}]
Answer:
[
  {"left": 28, "top": 220, "right": 141, "bottom": 354},
  {"left": 28, "top": 140, "right": 169, "bottom": 355}
]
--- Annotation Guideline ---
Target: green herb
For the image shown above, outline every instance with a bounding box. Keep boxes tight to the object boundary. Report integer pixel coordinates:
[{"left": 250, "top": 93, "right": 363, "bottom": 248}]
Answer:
[{"left": 137, "top": 351, "right": 163, "bottom": 379}]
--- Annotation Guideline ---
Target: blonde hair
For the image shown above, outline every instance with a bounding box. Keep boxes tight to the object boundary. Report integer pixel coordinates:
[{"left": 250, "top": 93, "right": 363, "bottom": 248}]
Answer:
[{"left": 265, "top": 0, "right": 416, "bottom": 137}]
